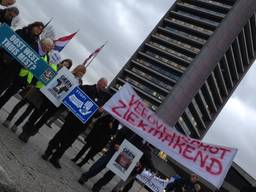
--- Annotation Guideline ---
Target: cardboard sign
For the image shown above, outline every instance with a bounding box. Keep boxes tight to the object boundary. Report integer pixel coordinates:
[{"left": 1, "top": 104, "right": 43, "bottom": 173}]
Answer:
[
  {"left": 63, "top": 87, "right": 99, "bottom": 124},
  {"left": 103, "top": 83, "right": 238, "bottom": 188},
  {"left": 136, "top": 170, "right": 169, "bottom": 192},
  {"left": 40, "top": 67, "right": 79, "bottom": 107},
  {"left": 107, "top": 139, "right": 143, "bottom": 181},
  {"left": 0, "top": 24, "right": 56, "bottom": 84}
]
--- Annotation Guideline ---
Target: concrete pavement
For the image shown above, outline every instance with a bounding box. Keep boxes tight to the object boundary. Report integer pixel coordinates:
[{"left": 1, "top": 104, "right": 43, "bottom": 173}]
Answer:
[{"left": 0, "top": 96, "right": 148, "bottom": 192}]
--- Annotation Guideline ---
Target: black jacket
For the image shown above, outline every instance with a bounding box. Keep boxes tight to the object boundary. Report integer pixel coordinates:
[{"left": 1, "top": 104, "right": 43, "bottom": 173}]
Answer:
[{"left": 85, "top": 115, "right": 119, "bottom": 147}]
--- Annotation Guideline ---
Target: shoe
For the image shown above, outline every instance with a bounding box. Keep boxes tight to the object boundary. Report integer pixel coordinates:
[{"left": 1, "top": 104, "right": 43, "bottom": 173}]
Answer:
[
  {"left": 41, "top": 154, "right": 50, "bottom": 161},
  {"left": 2, "top": 120, "right": 10, "bottom": 128},
  {"left": 11, "top": 125, "right": 18, "bottom": 133},
  {"left": 49, "top": 158, "right": 61, "bottom": 169},
  {"left": 71, "top": 158, "right": 77, "bottom": 163},
  {"left": 78, "top": 176, "right": 88, "bottom": 185},
  {"left": 91, "top": 185, "right": 100, "bottom": 192},
  {"left": 18, "top": 132, "right": 30, "bottom": 143},
  {"left": 76, "top": 162, "right": 83, "bottom": 167}
]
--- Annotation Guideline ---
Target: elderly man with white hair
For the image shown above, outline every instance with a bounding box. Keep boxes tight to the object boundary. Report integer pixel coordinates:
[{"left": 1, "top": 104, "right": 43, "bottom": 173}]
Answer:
[{"left": 0, "top": 37, "right": 55, "bottom": 111}]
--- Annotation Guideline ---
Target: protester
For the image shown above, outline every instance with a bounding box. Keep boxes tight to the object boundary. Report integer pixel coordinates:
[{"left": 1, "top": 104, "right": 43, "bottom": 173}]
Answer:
[
  {"left": 184, "top": 174, "right": 199, "bottom": 192},
  {"left": 17, "top": 60, "right": 75, "bottom": 141},
  {"left": 194, "top": 183, "right": 202, "bottom": 192},
  {"left": 0, "top": 22, "right": 44, "bottom": 99},
  {"left": 71, "top": 114, "right": 119, "bottom": 167},
  {"left": 0, "top": 0, "right": 16, "bottom": 6},
  {"left": 2, "top": 59, "right": 73, "bottom": 133},
  {"left": 78, "top": 128, "right": 151, "bottom": 192},
  {"left": 0, "top": 6, "right": 19, "bottom": 26},
  {"left": 110, "top": 143, "right": 155, "bottom": 192},
  {"left": 41, "top": 77, "right": 110, "bottom": 169}
]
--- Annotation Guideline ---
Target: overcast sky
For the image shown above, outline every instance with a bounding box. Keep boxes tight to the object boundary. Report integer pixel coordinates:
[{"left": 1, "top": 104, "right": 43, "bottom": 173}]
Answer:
[{"left": 11, "top": 0, "right": 256, "bottom": 179}]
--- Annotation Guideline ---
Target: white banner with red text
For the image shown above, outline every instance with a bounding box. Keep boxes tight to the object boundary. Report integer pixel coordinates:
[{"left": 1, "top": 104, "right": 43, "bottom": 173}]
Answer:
[{"left": 103, "top": 83, "right": 237, "bottom": 189}]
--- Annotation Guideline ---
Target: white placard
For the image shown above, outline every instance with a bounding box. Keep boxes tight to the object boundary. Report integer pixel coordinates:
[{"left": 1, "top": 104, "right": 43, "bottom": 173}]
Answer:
[
  {"left": 40, "top": 67, "right": 78, "bottom": 107},
  {"left": 107, "top": 139, "right": 143, "bottom": 181}
]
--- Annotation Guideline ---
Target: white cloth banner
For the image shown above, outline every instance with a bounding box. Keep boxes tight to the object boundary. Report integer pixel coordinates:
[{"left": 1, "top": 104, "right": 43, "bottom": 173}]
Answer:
[
  {"left": 103, "top": 83, "right": 238, "bottom": 189},
  {"left": 136, "top": 170, "right": 169, "bottom": 192}
]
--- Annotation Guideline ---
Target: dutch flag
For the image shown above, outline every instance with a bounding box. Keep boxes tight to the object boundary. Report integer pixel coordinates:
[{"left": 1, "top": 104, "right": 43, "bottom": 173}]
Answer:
[{"left": 54, "top": 31, "right": 78, "bottom": 52}]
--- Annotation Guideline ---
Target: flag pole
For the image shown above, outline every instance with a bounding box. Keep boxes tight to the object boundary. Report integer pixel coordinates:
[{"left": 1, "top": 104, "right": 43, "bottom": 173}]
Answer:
[{"left": 85, "top": 41, "right": 108, "bottom": 68}]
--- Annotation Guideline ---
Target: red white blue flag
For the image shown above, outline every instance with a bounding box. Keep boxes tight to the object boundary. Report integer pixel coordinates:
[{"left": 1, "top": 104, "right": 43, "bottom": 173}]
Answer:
[{"left": 54, "top": 32, "right": 77, "bottom": 52}]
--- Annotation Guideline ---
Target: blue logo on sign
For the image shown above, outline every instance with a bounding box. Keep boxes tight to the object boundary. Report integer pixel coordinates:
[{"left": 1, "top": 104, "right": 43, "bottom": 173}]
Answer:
[{"left": 63, "top": 87, "right": 98, "bottom": 124}]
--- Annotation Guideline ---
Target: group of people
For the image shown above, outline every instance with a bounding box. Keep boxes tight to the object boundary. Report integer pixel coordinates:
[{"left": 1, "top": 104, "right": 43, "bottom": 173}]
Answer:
[
  {"left": 0, "top": 1, "right": 205, "bottom": 192},
  {"left": 164, "top": 174, "right": 202, "bottom": 192}
]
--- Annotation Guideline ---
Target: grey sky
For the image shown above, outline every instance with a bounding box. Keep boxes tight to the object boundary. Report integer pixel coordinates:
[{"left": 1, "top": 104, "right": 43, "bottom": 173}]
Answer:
[{"left": 12, "top": 0, "right": 256, "bottom": 179}]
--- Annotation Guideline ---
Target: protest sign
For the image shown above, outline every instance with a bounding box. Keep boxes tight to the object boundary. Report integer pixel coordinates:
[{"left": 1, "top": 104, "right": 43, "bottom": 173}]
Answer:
[
  {"left": 103, "top": 83, "right": 237, "bottom": 188},
  {"left": 107, "top": 139, "right": 143, "bottom": 181},
  {"left": 0, "top": 24, "right": 56, "bottom": 84},
  {"left": 40, "top": 67, "right": 79, "bottom": 107},
  {"left": 63, "top": 87, "right": 99, "bottom": 123},
  {"left": 136, "top": 170, "right": 169, "bottom": 192}
]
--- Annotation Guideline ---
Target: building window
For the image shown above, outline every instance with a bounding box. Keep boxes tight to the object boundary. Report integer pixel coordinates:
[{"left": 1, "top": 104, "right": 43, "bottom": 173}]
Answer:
[
  {"left": 145, "top": 51, "right": 187, "bottom": 71},
  {"left": 136, "top": 58, "right": 181, "bottom": 81},
  {"left": 176, "top": 10, "right": 219, "bottom": 26},
  {"left": 154, "top": 32, "right": 201, "bottom": 53},
  {"left": 124, "top": 76, "right": 165, "bottom": 101},
  {"left": 131, "top": 67, "right": 173, "bottom": 91},
  {"left": 164, "top": 26, "right": 207, "bottom": 44},
  {"left": 170, "top": 18, "right": 213, "bottom": 35},
  {"left": 149, "top": 41, "right": 194, "bottom": 62}
]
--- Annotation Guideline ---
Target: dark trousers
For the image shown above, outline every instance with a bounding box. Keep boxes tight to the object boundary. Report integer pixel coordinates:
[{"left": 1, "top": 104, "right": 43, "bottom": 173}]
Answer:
[
  {"left": 44, "top": 130, "right": 72, "bottom": 161},
  {"left": 80, "top": 147, "right": 115, "bottom": 181},
  {"left": 92, "top": 170, "right": 115, "bottom": 191},
  {"left": 0, "top": 77, "right": 27, "bottom": 109},
  {"left": 22, "top": 98, "right": 56, "bottom": 136},
  {"left": 6, "top": 99, "right": 34, "bottom": 126},
  {"left": 74, "top": 143, "right": 102, "bottom": 166}
]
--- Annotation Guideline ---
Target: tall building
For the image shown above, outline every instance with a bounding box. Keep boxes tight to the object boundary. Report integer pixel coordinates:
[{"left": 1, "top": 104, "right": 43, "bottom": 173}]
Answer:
[{"left": 109, "top": 0, "right": 256, "bottom": 191}]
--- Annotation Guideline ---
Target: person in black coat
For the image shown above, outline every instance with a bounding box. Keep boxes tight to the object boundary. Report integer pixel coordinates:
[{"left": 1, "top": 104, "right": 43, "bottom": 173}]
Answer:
[
  {"left": 0, "top": 21, "right": 44, "bottom": 96},
  {"left": 71, "top": 114, "right": 119, "bottom": 167},
  {"left": 41, "top": 78, "right": 111, "bottom": 169},
  {"left": 0, "top": 6, "right": 19, "bottom": 26}
]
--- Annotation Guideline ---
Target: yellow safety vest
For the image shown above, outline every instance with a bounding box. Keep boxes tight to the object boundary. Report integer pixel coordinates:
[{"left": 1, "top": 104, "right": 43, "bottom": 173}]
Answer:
[{"left": 35, "top": 57, "right": 58, "bottom": 89}]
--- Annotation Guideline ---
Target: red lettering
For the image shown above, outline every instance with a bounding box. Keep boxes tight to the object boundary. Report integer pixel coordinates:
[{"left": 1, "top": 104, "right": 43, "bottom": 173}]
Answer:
[
  {"left": 162, "top": 132, "right": 176, "bottom": 146},
  {"left": 141, "top": 107, "right": 148, "bottom": 119},
  {"left": 206, "top": 158, "right": 223, "bottom": 175},
  {"left": 172, "top": 136, "right": 186, "bottom": 154},
  {"left": 199, "top": 142, "right": 210, "bottom": 151},
  {"left": 183, "top": 145, "right": 195, "bottom": 160},
  {"left": 128, "top": 95, "right": 140, "bottom": 107},
  {"left": 111, "top": 100, "right": 127, "bottom": 117},
  {"left": 125, "top": 111, "right": 138, "bottom": 125},
  {"left": 194, "top": 151, "right": 208, "bottom": 168},
  {"left": 219, "top": 148, "right": 231, "bottom": 159},
  {"left": 147, "top": 115, "right": 156, "bottom": 125},
  {"left": 134, "top": 101, "right": 144, "bottom": 115},
  {"left": 137, "top": 120, "right": 148, "bottom": 131},
  {"left": 209, "top": 146, "right": 219, "bottom": 154}
]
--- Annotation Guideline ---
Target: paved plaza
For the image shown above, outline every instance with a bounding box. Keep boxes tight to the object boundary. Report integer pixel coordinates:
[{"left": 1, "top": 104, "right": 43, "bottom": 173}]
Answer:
[{"left": 0, "top": 96, "right": 148, "bottom": 192}]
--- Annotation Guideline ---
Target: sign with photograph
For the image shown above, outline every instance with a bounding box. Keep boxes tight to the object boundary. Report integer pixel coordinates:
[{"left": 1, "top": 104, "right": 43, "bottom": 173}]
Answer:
[
  {"left": 40, "top": 67, "right": 79, "bottom": 107},
  {"left": 103, "top": 83, "right": 238, "bottom": 188},
  {"left": 107, "top": 139, "right": 143, "bottom": 181},
  {"left": 63, "top": 87, "right": 99, "bottom": 124},
  {"left": 0, "top": 24, "right": 56, "bottom": 84}
]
